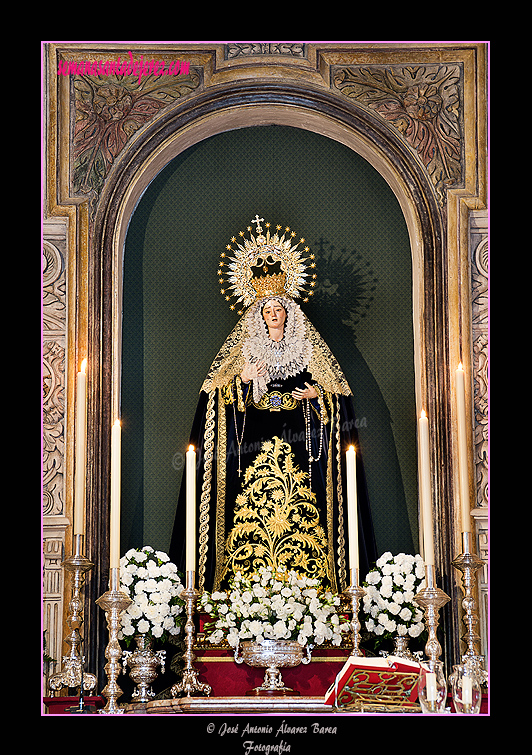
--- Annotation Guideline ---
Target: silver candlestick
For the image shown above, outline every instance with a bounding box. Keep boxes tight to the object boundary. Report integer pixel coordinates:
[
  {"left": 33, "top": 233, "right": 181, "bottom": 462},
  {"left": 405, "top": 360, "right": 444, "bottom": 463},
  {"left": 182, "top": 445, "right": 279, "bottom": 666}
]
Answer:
[
  {"left": 48, "top": 535, "right": 97, "bottom": 695},
  {"left": 452, "top": 531, "right": 487, "bottom": 680},
  {"left": 96, "top": 567, "right": 132, "bottom": 714},
  {"left": 342, "top": 568, "right": 366, "bottom": 657},
  {"left": 414, "top": 564, "right": 451, "bottom": 662},
  {"left": 170, "top": 571, "right": 211, "bottom": 698}
]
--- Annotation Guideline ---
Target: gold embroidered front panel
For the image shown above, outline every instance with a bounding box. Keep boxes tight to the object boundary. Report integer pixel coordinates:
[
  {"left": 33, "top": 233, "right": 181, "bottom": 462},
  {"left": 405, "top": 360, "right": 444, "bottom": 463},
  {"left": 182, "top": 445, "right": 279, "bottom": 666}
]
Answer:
[{"left": 219, "top": 436, "right": 329, "bottom": 586}]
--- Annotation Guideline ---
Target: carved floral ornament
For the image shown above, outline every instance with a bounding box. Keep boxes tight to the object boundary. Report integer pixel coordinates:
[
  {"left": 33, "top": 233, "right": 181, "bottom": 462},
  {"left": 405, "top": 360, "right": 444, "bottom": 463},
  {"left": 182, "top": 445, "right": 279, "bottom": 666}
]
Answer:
[
  {"left": 332, "top": 64, "right": 463, "bottom": 203},
  {"left": 67, "top": 51, "right": 463, "bottom": 208},
  {"left": 71, "top": 68, "right": 200, "bottom": 198}
]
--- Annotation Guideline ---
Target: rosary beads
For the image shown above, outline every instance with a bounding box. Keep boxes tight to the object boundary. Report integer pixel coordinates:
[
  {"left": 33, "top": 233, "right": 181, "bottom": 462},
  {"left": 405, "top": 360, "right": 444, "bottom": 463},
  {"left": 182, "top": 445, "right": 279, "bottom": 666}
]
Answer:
[{"left": 304, "top": 398, "right": 324, "bottom": 488}]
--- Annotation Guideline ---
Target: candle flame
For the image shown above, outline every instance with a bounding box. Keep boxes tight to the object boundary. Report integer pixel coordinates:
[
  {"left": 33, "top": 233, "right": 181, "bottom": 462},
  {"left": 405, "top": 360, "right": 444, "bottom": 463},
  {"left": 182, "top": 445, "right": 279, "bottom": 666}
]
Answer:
[
  {"left": 421, "top": 409, "right": 427, "bottom": 419},
  {"left": 348, "top": 445, "right": 355, "bottom": 452},
  {"left": 80, "top": 358, "right": 87, "bottom": 373},
  {"left": 188, "top": 444, "right": 195, "bottom": 452},
  {"left": 458, "top": 362, "right": 464, "bottom": 371},
  {"left": 114, "top": 419, "right": 121, "bottom": 427}
]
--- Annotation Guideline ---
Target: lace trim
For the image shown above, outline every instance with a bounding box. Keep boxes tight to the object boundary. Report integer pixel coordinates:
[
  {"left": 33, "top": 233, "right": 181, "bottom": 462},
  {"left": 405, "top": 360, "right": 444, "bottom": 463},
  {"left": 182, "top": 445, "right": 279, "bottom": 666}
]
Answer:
[
  {"left": 242, "top": 297, "right": 313, "bottom": 401},
  {"left": 201, "top": 298, "right": 352, "bottom": 398}
]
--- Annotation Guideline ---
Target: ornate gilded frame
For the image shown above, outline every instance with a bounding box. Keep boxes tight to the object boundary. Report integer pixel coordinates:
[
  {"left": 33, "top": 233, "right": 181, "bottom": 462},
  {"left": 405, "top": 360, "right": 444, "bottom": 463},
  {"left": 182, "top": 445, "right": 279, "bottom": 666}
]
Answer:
[{"left": 42, "top": 42, "right": 488, "bottom": 678}]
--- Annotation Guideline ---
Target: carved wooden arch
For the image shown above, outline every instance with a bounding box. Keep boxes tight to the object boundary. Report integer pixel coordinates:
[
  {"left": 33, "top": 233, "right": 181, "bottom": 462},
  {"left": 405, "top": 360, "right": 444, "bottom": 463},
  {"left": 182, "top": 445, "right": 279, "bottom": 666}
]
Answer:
[{"left": 84, "top": 80, "right": 458, "bottom": 667}]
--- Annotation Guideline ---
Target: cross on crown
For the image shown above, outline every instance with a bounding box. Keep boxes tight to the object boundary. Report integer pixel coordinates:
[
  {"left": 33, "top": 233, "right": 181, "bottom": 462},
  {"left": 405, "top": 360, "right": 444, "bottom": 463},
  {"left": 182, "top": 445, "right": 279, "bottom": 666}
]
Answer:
[{"left": 251, "top": 214, "right": 264, "bottom": 235}]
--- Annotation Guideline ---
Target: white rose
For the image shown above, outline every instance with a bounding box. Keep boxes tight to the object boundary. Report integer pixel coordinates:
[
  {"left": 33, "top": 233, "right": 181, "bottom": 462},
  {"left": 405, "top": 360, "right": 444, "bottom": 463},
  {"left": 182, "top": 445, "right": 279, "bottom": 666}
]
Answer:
[
  {"left": 135, "top": 593, "right": 149, "bottom": 609},
  {"left": 399, "top": 607, "right": 412, "bottom": 622},
  {"left": 273, "top": 620, "right": 289, "bottom": 638},
  {"left": 145, "top": 605, "right": 161, "bottom": 620},
  {"left": 211, "top": 591, "right": 227, "bottom": 601},
  {"left": 210, "top": 629, "right": 226, "bottom": 644},
  {"left": 376, "top": 552, "right": 392, "bottom": 567},
  {"left": 126, "top": 603, "right": 143, "bottom": 619},
  {"left": 252, "top": 584, "right": 267, "bottom": 598},
  {"left": 248, "top": 620, "right": 263, "bottom": 636},
  {"left": 146, "top": 561, "right": 161, "bottom": 577}
]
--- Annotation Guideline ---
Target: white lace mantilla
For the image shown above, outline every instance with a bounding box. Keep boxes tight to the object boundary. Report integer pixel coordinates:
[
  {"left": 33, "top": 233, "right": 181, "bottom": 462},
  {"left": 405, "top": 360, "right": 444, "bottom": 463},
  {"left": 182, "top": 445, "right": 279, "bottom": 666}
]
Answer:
[{"left": 242, "top": 297, "right": 313, "bottom": 401}]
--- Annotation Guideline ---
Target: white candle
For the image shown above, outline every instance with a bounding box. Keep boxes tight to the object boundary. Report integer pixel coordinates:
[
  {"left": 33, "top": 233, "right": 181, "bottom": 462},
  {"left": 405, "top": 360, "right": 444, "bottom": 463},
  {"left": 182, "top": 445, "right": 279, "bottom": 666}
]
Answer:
[
  {"left": 186, "top": 445, "right": 196, "bottom": 572},
  {"left": 456, "top": 364, "right": 471, "bottom": 533},
  {"left": 74, "top": 359, "right": 87, "bottom": 535},
  {"left": 110, "top": 419, "right": 122, "bottom": 570},
  {"left": 346, "top": 445, "right": 359, "bottom": 570},
  {"left": 462, "top": 675, "right": 473, "bottom": 705},
  {"left": 426, "top": 672, "right": 438, "bottom": 701},
  {"left": 418, "top": 410, "right": 435, "bottom": 566}
]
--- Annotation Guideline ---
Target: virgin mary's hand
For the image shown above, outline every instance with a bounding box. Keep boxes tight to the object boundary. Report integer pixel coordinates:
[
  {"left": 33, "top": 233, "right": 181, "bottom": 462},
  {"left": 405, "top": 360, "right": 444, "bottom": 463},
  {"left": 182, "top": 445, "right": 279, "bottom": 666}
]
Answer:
[
  {"left": 292, "top": 382, "right": 318, "bottom": 400},
  {"left": 241, "top": 361, "right": 267, "bottom": 384}
]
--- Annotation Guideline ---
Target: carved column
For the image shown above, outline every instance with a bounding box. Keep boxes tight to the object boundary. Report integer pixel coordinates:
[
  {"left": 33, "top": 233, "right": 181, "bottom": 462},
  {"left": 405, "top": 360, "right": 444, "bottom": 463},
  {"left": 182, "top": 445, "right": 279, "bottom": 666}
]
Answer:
[
  {"left": 42, "top": 219, "right": 68, "bottom": 686},
  {"left": 469, "top": 210, "right": 489, "bottom": 663}
]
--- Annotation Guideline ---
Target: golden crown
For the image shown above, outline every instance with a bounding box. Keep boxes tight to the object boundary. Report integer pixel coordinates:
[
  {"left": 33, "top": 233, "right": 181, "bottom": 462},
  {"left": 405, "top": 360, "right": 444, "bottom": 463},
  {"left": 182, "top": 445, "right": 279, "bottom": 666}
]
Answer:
[{"left": 218, "top": 215, "right": 317, "bottom": 314}]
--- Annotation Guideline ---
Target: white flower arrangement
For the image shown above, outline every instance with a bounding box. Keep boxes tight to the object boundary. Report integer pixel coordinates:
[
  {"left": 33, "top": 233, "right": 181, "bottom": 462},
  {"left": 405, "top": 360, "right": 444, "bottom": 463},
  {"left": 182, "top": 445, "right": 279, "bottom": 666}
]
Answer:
[
  {"left": 118, "top": 547, "right": 185, "bottom": 645},
  {"left": 362, "top": 552, "right": 426, "bottom": 639},
  {"left": 200, "top": 567, "right": 350, "bottom": 649}
]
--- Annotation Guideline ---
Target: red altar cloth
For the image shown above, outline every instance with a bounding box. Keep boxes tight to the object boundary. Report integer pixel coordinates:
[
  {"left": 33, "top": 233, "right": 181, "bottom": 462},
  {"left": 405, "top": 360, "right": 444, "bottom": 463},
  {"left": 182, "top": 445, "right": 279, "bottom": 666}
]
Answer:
[
  {"left": 193, "top": 645, "right": 351, "bottom": 697},
  {"left": 43, "top": 696, "right": 105, "bottom": 714}
]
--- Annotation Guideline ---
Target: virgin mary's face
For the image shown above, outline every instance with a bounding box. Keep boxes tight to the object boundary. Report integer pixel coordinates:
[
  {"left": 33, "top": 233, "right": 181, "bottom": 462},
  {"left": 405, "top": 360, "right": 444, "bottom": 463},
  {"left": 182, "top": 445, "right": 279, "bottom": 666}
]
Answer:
[{"left": 262, "top": 300, "right": 286, "bottom": 330}]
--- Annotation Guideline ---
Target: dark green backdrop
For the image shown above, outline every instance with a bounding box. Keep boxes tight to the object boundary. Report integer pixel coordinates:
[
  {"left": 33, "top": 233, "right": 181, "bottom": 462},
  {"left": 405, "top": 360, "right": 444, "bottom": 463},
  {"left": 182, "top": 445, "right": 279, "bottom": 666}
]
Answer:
[{"left": 121, "top": 125, "right": 417, "bottom": 565}]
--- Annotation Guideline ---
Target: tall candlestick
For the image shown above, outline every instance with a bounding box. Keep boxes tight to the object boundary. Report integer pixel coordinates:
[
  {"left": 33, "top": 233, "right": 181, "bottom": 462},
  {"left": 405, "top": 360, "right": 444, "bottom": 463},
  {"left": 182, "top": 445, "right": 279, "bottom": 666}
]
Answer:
[
  {"left": 418, "top": 410, "right": 435, "bottom": 566},
  {"left": 346, "top": 445, "right": 359, "bottom": 571},
  {"left": 74, "top": 359, "right": 88, "bottom": 536},
  {"left": 110, "top": 419, "right": 122, "bottom": 570},
  {"left": 186, "top": 445, "right": 196, "bottom": 573},
  {"left": 456, "top": 364, "right": 471, "bottom": 534}
]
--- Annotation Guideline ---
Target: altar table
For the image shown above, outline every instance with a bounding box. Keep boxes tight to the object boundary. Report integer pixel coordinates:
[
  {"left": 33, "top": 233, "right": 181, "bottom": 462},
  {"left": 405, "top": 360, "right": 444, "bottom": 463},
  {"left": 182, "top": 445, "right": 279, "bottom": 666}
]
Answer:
[{"left": 190, "top": 645, "right": 351, "bottom": 698}]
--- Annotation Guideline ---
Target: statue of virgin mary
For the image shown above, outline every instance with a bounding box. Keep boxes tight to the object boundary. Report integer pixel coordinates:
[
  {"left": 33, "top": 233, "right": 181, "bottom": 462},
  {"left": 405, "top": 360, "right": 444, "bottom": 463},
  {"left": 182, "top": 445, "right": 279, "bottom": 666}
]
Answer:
[{"left": 169, "top": 217, "right": 377, "bottom": 592}]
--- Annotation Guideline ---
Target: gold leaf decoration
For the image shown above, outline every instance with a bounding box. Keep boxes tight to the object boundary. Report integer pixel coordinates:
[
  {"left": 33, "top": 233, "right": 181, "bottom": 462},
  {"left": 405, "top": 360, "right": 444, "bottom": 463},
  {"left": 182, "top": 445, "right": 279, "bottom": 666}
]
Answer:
[{"left": 221, "top": 436, "right": 329, "bottom": 584}]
